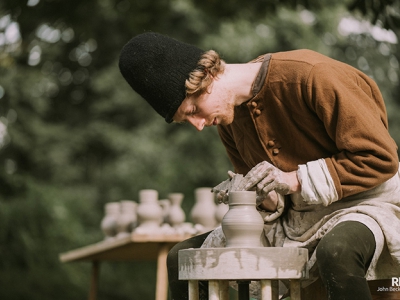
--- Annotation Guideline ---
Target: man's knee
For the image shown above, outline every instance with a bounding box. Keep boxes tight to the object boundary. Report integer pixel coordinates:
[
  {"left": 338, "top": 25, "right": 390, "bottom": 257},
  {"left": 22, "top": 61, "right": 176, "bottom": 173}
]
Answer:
[
  {"left": 316, "top": 221, "right": 375, "bottom": 274},
  {"left": 316, "top": 233, "right": 353, "bottom": 264}
]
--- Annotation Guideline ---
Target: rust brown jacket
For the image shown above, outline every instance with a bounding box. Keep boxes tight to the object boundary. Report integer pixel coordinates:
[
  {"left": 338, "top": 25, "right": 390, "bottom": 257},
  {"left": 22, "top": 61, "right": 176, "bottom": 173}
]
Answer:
[{"left": 217, "top": 49, "right": 399, "bottom": 201}]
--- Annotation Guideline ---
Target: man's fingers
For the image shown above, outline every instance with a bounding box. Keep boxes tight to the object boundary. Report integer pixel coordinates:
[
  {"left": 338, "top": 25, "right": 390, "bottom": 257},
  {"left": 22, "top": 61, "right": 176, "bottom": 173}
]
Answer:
[
  {"left": 241, "top": 170, "right": 267, "bottom": 189},
  {"left": 242, "top": 166, "right": 274, "bottom": 190},
  {"left": 256, "top": 174, "right": 274, "bottom": 190},
  {"left": 261, "top": 184, "right": 275, "bottom": 196},
  {"left": 247, "top": 161, "right": 270, "bottom": 177},
  {"left": 227, "top": 170, "right": 236, "bottom": 178},
  {"left": 214, "top": 189, "right": 230, "bottom": 204}
]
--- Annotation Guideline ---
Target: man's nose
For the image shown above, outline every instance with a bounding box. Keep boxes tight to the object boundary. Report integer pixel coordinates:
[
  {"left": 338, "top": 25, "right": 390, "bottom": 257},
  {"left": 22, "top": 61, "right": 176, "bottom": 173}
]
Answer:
[{"left": 188, "top": 116, "right": 205, "bottom": 131}]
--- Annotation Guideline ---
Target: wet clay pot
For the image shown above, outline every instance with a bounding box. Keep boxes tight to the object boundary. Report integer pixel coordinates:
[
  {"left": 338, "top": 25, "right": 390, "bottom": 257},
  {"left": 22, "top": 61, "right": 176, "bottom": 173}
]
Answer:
[{"left": 221, "top": 191, "right": 264, "bottom": 248}]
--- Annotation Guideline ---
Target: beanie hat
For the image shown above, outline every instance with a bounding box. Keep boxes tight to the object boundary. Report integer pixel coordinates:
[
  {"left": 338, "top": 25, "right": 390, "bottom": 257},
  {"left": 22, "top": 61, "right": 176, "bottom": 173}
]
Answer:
[{"left": 119, "top": 32, "right": 204, "bottom": 123}]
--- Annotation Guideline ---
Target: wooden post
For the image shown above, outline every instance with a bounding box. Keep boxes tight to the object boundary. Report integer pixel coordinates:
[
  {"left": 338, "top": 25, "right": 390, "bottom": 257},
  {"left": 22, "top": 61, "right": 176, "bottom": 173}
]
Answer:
[
  {"left": 188, "top": 280, "right": 199, "bottom": 300},
  {"left": 88, "top": 261, "right": 100, "bottom": 300},
  {"left": 155, "top": 243, "right": 170, "bottom": 300},
  {"left": 271, "top": 280, "right": 279, "bottom": 300},
  {"left": 290, "top": 280, "right": 301, "bottom": 300},
  {"left": 209, "top": 280, "right": 220, "bottom": 300},
  {"left": 260, "top": 279, "right": 272, "bottom": 300},
  {"left": 260, "top": 280, "right": 279, "bottom": 300},
  {"left": 219, "top": 280, "right": 229, "bottom": 300}
]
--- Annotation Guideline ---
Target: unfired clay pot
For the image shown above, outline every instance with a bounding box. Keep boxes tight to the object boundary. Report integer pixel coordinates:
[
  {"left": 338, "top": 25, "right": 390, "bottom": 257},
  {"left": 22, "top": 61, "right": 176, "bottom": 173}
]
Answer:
[
  {"left": 116, "top": 200, "right": 137, "bottom": 238},
  {"left": 136, "top": 189, "right": 163, "bottom": 229},
  {"left": 101, "top": 202, "right": 120, "bottom": 240},
  {"left": 167, "top": 193, "right": 186, "bottom": 227},
  {"left": 190, "top": 187, "right": 217, "bottom": 230},
  {"left": 221, "top": 191, "right": 264, "bottom": 248}
]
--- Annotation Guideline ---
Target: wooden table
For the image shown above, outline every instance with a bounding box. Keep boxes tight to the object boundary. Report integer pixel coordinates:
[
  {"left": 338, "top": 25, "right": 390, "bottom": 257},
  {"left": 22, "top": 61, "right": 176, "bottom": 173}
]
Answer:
[{"left": 59, "top": 233, "right": 192, "bottom": 300}]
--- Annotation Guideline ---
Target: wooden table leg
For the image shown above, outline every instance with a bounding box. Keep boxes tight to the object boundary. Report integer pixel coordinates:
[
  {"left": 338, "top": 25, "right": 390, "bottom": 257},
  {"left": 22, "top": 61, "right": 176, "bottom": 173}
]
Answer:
[
  {"left": 209, "top": 280, "right": 220, "bottom": 300},
  {"left": 271, "top": 280, "right": 279, "bottom": 300},
  {"left": 260, "top": 279, "right": 272, "bottom": 300},
  {"left": 88, "top": 261, "right": 100, "bottom": 300},
  {"left": 290, "top": 280, "right": 301, "bottom": 300},
  {"left": 219, "top": 280, "right": 229, "bottom": 300},
  {"left": 260, "top": 280, "right": 279, "bottom": 300},
  {"left": 156, "top": 243, "right": 170, "bottom": 300},
  {"left": 188, "top": 280, "right": 199, "bottom": 300}
]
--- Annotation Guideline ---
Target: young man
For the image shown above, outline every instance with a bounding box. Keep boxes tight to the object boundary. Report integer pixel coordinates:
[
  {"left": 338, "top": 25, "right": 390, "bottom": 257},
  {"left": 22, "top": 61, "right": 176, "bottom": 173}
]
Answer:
[{"left": 119, "top": 32, "right": 400, "bottom": 300}]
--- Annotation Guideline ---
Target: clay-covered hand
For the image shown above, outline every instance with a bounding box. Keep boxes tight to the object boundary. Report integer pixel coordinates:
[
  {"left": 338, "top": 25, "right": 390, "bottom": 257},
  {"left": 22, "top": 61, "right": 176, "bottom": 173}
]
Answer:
[
  {"left": 215, "top": 190, "right": 229, "bottom": 204},
  {"left": 239, "top": 161, "right": 300, "bottom": 196},
  {"left": 212, "top": 170, "right": 236, "bottom": 204},
  {"left": 256, "top": 190, "right": 279, "bottom": 212}
]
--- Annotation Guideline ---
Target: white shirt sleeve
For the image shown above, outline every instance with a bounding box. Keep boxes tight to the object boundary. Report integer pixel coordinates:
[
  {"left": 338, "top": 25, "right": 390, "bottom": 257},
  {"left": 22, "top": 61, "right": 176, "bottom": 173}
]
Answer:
[{"left": 297, "top": 158, "right": 338, "bottom": 206}]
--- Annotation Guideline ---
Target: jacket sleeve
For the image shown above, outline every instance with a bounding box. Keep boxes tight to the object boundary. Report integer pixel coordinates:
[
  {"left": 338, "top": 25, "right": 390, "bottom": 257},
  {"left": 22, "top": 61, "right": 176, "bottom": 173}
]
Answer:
[{"left": 304, "top": 63, "right": 398, "bottom": 200}]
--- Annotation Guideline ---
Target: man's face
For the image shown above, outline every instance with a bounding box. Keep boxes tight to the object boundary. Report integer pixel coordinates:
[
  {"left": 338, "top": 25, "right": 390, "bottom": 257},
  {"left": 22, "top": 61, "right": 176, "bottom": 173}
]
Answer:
[{"left": 172, "top": 80, "right": 235, "bottom": 131}]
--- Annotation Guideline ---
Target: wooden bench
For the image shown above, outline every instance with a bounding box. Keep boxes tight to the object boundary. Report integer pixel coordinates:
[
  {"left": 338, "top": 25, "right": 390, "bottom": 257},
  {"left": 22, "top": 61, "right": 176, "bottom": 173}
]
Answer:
[{"left": 178, "top": 247, "right": 309, "bottom": 300}]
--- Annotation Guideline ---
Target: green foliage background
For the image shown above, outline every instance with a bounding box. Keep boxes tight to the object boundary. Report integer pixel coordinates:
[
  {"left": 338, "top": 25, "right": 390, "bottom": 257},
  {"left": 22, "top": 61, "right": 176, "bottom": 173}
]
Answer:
[{"left": 0, "top": 0, "right": 399, "bottom": 299}]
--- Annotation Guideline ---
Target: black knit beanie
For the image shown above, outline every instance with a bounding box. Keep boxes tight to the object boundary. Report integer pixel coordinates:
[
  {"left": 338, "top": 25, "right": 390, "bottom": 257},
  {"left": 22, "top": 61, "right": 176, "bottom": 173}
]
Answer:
[{"left": 119, "top": 32, "right": 204, "bottom": 123}]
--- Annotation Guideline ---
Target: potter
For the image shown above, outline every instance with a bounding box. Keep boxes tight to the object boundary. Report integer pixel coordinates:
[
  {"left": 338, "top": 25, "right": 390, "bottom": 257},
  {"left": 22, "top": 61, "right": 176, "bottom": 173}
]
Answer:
[{"left": 119, "top": 32, "right": 400, "bottom": 300}]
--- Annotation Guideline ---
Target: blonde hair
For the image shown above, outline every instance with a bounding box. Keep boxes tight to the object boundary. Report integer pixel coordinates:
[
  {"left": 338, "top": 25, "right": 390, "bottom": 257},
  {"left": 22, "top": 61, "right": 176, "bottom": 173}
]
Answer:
[{"left": 185, "top": 50, "right": 225, "bottom": 96}]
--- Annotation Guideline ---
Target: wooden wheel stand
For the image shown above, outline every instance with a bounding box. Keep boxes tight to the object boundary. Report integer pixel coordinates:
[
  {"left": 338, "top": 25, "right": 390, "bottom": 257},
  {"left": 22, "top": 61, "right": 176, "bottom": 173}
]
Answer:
[{"left": 178, "top": 247, "right": 309, "bottom": 300}]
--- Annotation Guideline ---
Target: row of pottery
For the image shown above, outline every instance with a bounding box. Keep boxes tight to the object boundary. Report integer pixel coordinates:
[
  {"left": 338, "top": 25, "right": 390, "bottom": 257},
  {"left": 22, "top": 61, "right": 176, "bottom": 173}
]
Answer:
[
  {"left": 100, "top": 187, "right": 229, "bottom": 240},
  {"left": 101, "top": 188, "right": 265, "bottom": 250}
]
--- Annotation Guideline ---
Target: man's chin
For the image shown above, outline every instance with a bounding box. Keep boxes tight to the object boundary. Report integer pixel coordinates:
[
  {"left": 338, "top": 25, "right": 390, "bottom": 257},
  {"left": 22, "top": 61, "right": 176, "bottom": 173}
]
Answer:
[{"left": 219, "top": 117, "right": 234, "bottom": 126}]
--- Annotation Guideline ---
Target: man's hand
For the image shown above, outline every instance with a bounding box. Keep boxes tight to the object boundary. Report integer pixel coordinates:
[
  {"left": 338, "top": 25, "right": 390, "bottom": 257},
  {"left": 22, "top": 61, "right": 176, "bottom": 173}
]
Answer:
[
  {"left": 256, "top": 190, "right": 279, "bottom": 211},
  {"left": 238, "top": 161, "right": 301, "bottom": 196},
  {"left": 212, "top": 170, "right": 237, "bottom": 204}
]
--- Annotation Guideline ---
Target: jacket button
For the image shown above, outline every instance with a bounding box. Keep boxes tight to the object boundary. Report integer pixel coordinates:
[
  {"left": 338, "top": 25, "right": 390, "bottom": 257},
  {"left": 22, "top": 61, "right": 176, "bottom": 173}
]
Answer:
[
  {"left": 251, "top": 101, "right": 258, "bottom": 107},
  {"left": 254, "top": 109, "right": 261, "bottom": 116},
  {"left": 272, "top": 148, "right": 279, "bottom": 155},
  {"left": 268, "top": 140, "right": 275, "bottom": 147}
]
